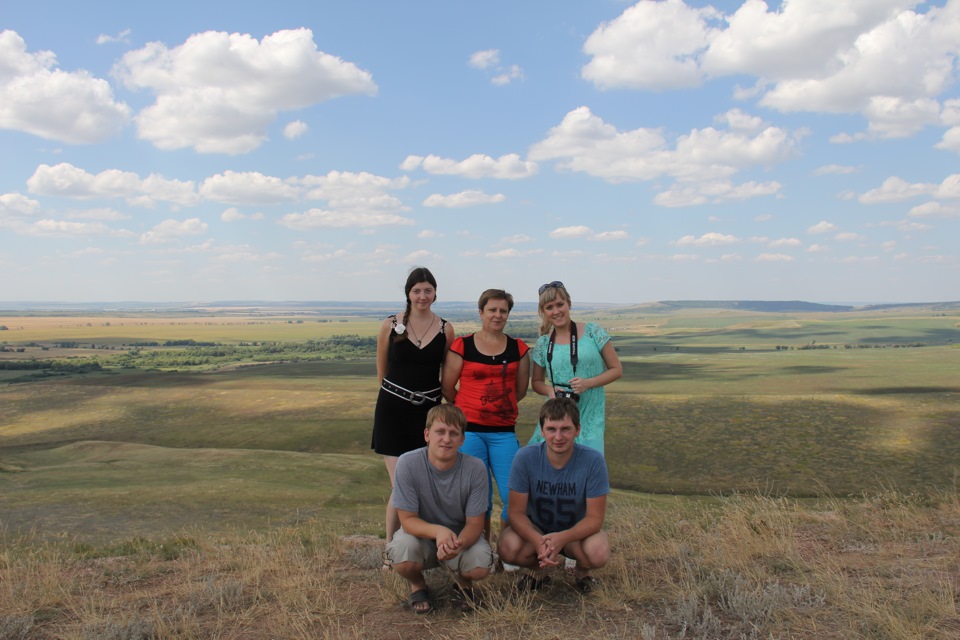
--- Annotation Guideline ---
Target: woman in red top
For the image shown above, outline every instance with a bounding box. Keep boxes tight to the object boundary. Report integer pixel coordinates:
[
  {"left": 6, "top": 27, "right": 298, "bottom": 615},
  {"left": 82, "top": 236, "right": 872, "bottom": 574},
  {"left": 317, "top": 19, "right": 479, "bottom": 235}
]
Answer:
[{"left": 442, "top": 289, "right": 530, "bottom": 535}]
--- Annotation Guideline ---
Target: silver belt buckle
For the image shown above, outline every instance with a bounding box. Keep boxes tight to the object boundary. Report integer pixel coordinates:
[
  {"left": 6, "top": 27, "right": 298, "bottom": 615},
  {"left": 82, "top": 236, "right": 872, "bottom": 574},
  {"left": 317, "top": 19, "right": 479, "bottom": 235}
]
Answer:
[{"left": 409, "top": 392, "right": 426, "bottom": 406}]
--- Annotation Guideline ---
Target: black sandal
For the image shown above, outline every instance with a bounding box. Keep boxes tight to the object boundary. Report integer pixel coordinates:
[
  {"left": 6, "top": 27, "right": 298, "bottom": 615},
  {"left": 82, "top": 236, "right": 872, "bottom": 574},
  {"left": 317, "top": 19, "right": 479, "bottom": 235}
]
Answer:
[
  {"left": 452, "top": 583, "right": 481, "bottom": 612},
  {"left": 407, "top": 588, "right": 432, "bottom": 614},
  {"left": 514, "top": 573, "right": 552, "bottom": 593},
  {"left": 575, "top": 575, "right": 599, "bottom": 594}
]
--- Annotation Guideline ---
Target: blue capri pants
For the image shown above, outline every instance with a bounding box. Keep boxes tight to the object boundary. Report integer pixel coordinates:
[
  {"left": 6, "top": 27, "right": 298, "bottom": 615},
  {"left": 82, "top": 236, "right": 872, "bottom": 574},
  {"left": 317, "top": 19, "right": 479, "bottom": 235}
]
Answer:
[{"left": 460, "top": 430, "right": 519, "bottom": 523}]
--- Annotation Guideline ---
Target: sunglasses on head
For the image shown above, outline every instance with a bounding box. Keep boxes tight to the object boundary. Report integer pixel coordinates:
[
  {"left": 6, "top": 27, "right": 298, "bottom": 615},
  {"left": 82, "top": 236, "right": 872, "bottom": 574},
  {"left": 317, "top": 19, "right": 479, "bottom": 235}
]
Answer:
[{"left": 538, "top": 281, "right": 565, "bottom": 295}]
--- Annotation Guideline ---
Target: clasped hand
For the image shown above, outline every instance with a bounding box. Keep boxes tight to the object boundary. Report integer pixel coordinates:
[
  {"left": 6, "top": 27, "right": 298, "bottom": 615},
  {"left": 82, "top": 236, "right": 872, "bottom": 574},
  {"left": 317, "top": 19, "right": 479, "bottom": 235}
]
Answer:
[
  {"left": 435, "top": 528, "right": 463, "bottom": 561},
  {"left": 537, "top": 533, "right": 562, "bottom": 568}
]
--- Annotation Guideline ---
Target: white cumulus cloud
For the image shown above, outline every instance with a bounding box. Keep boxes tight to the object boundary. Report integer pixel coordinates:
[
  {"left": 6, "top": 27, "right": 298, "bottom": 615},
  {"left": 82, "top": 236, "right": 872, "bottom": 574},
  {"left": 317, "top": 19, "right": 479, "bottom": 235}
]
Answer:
[
  {"left": 469, "top": 49, "right": 500, "bottom": 70},
  {"left": 582, "top": 0, "right": 719, "bottom": 90},
  {"left": 200, "top": 171, "right": 299, "bottom": 205},
  {"left": 859, "top": 176, "right": 938, "bottom": 203},
  {"left": 909, "top": 202, "right": 960, "bottom": 218},
  {"left": 27, "top": 163, "right": 200, "bottom": 206},
  {"left": 96, "top": 29, "right": 132, "bottom": 45},
  {"left": 423, "top": 190, "right": 506, "bottom": 208},
  {"left": 756, "top": 253, "right": 795, "bottom": 262},
  {"left": 529, "top": 106, "right": 796, "bottom": 199},
  {"left": 469, "top": 49, "right": 524, "bottom": 85},
  {"left": 769, "top": 237, "right": 802, "bottom": 248},
  {"left": 140, "top": 217, "right": 208, "bottom": 244},
  {"left": 592, "top": 230, "right": 629, "bottom": 241},
  {"left": 808, "top": 221, "right": 838, "bottom": 234},
  {"left": 0, "top": 193, "right": 41, "bottom": 217},
  {"left": 675, "top": 232, "right": 740, "bottom": 246},
  {"left": 279, "top": 209, "right": 414, "bottom": 230},
  {"left": 0, "top": 30, "right": 131, "bottom": 144},
  {"left": 581, "top": 0, "right": 960, "bottom": 141},
  {"left": 283, "top": 120, "right": 309, "bottom": 140},
  {"left": 297, "top": 171, "right": 411, "bottom": 217},
  {"left": 402, "top": 153, "right": 537, "bottom": 179},
  {"left": 549, "top": 226, "right": 593, "bottom": 239},
  {"left": 112, "top": 28, "right": 377, "bottom": 154}
]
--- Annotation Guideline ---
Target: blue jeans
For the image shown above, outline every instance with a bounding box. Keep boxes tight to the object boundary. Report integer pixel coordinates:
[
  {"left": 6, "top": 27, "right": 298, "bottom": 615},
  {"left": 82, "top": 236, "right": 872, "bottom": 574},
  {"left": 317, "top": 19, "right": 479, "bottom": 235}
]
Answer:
[{"left": 460, "top": 431, "right": 519, "bottom": 523}]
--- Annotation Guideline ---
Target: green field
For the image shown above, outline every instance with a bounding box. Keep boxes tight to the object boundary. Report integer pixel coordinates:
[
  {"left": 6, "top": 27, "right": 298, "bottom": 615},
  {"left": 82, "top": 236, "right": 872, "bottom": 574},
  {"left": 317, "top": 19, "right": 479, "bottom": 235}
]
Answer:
[{"left": 1, "top": 306, "right": 958, "bottom": 540}]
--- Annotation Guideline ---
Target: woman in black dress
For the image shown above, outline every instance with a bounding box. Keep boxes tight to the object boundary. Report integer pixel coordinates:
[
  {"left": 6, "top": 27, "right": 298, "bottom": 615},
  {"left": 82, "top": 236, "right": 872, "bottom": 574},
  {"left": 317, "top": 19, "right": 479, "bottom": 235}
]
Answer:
[{"left": 372, "top": 267, "right": 454, "bottom": 551}]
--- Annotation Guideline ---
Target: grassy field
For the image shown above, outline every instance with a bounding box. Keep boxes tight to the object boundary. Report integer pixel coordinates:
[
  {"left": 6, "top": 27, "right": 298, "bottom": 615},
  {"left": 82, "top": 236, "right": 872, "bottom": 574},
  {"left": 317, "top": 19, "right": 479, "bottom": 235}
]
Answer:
[
  {"left": 1, "top": 309, "right": 958, "bottom": 504},
  {"left": 0, "top": 314, "right": 383, "bottom": 347},
  {"left": 1, "top": 306, "right": 959, "bottom": 638},
  {"left": 2, "top": 489, "right": 958, "bottom": 639},
  {"left": 0, "top": 442, "right": 386, "bottom": 539}
]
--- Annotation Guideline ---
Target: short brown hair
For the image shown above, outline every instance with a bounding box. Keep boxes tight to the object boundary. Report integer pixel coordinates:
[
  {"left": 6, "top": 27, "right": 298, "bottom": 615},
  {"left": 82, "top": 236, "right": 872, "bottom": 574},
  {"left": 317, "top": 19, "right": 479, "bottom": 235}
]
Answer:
[
  {"left": 539, "top": 397, "right": 580, "bottom": 429},
  {"left": 426, "top": 404, "right": 467, "bottom": 433},
  {"left": 477, "top": 288, "right": 514, "bottom": 312}
]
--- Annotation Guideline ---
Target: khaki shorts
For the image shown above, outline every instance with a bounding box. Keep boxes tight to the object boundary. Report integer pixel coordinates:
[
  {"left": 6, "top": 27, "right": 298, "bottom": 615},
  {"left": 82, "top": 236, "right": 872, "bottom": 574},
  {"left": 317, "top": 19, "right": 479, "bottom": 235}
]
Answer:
[{"left": 386, "top": 528, "right": 493, "bottom": 573}]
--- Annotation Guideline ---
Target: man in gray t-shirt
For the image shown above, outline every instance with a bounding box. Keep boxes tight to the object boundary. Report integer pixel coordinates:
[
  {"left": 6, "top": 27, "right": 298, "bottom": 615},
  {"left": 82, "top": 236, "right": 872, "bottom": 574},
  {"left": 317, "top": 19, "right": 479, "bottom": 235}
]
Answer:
[
  {"left": 386, "top": 404, "right": 492, "bottom": 614},
  {"left": 498, "top": 397, "right": 610, "bottom": 594}
]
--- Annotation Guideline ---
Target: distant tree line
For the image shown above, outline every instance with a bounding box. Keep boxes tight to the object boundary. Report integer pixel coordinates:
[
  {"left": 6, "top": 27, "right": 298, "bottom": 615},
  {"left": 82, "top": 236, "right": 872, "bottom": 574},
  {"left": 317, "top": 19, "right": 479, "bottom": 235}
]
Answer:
[
  {"left": 109, "top": 335, "right": 377, "bottom": 369},
  {"left": 0, "top": 360, "right": 102, "bottom": 373},
  {"left": 775, "top": 343, "right": 929, "bottom": 350}
]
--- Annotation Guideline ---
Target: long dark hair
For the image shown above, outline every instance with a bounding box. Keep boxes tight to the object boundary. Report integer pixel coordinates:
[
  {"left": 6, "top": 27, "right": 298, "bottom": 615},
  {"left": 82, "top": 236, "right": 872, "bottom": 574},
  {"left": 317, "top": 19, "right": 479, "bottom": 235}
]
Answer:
[{"left": 395, "top": 267, "right": 438, "bottom": 343}]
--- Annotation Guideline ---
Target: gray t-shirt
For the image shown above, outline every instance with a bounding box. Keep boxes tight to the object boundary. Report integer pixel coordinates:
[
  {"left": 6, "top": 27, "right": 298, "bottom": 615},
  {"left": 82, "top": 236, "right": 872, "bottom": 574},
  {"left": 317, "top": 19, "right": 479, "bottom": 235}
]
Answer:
[
  {"left": 508, "top": 442, "right": 610, "bottom": 534},
  {"left": 392, "top": 448, "right": 489, "bottom": 532}
]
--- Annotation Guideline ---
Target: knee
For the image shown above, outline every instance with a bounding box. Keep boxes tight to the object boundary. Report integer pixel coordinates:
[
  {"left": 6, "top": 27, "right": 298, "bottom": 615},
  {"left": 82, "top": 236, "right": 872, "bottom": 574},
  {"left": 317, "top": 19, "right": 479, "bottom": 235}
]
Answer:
[
  {"left": 583, "top": 533, "right": 610, "bottom": 568},
  {"left": 497, "top": 531, "right": 533, "bottom": 565},
  {"left": 462, "top": 566, "right": 490, "bottom": 582},
  {"left": 585, "top": 546, "right": 609, "bottom": 569},
  {"left": 391, "top": 560, "right": 424, "bottom": 579},
  {"left": 496, "top": 530, "right": 521, "bottom": 560}
]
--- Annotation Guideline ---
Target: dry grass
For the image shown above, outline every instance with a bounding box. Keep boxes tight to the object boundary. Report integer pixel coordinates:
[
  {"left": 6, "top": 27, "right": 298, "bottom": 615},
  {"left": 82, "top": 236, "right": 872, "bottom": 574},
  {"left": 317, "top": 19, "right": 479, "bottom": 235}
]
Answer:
[{"left": 2, "top": 490, "right": 958, "bottom": 639}]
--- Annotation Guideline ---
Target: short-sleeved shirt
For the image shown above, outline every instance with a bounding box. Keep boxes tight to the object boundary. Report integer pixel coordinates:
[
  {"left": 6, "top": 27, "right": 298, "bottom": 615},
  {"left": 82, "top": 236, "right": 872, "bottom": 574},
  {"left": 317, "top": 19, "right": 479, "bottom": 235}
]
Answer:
[
  {"left": 450, "top": 334, "right": 529, "bottom": 431},
  {"left": 391, "top": 447, "right": 489, "bottom": 532},
  {"left": 529, "top": 322, "right": 612, "bottom": 454},
  {"left": 508, "top": 442, "right": 610, "bottom": 534}
]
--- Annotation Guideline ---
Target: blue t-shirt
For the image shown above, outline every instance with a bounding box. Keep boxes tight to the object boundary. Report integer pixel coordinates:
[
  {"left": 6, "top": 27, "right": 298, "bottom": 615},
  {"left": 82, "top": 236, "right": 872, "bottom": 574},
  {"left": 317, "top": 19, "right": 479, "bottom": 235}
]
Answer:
[{"left": 508, "top": 442, "right": 610, "bottom": 534}]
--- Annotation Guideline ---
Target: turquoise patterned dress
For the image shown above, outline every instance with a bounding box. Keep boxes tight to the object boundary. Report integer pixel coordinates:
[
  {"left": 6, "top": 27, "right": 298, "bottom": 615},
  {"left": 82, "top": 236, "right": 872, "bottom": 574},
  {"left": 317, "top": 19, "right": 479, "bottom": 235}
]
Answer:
[{"left": 528, "top": 322, "right": 612, "bottom": 455}]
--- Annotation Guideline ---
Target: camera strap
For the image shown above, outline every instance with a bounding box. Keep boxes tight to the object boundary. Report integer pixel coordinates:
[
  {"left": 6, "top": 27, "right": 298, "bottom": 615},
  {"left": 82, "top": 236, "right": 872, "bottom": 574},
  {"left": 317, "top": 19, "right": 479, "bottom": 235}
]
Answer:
[{"left": 546, "top": 321, "right": 578, "bottom": 390}]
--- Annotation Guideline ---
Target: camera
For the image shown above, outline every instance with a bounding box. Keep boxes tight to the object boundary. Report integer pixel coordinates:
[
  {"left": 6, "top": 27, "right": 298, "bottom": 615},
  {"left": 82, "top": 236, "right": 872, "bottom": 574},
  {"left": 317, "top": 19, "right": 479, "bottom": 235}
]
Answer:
[{"left": 555, "top": 389, "right": 580, "bottom": 403}]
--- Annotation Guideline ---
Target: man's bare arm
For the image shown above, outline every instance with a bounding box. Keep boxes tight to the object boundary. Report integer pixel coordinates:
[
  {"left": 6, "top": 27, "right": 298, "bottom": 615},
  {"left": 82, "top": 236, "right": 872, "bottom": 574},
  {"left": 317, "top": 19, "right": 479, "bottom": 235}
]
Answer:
[
  {"left": 397, "top": 509, "right": 457, "bottom": 550},
  {"left": 541, "top": 495, "right": 606, "bottom": 553}
]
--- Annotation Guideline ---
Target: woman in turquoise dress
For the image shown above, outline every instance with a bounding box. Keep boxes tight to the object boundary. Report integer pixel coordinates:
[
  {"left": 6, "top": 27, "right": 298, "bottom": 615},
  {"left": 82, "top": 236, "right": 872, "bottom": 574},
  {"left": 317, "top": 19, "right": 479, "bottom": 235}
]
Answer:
[{"left": 528, "top": 281, "right": 622, "bottom": 455}]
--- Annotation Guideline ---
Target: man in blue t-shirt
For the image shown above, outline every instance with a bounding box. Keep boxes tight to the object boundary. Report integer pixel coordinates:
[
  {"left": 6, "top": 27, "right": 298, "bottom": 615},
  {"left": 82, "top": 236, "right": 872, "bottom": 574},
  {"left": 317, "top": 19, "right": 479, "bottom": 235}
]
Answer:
[{"left": 498, "top": 397, "right": 610, "bottom": 593}]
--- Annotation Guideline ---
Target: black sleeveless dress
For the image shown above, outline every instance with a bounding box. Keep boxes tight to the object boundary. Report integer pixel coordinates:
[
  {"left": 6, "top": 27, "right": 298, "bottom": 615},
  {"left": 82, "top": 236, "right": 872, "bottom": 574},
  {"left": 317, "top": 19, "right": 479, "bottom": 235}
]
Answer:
[{"left": 371, "top": 317, "right": 447, "bottom": 456}]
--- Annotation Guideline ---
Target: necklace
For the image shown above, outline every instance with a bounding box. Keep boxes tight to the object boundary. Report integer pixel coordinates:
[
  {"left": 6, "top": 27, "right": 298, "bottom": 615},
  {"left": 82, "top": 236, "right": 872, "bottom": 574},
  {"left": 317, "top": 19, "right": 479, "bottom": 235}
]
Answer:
[
  {"left": 407, "top": 313, "right": 436, "bottom": 347},
  {"left": 476, "top": 330, "right": 505, "bottom": 358}
]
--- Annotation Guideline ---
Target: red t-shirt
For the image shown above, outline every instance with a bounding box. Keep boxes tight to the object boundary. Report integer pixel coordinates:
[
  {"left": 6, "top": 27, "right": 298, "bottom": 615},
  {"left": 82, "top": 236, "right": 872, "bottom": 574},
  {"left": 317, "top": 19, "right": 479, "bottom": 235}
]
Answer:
[{"left": 450, "top": 334, "right": 529, "bottom": 431}]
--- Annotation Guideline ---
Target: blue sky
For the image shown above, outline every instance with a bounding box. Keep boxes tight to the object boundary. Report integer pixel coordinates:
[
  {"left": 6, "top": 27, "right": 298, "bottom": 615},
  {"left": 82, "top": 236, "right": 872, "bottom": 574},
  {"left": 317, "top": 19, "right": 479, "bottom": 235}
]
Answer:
[{"left": 1, "top": 0, "right": 958, "bottom": 304}]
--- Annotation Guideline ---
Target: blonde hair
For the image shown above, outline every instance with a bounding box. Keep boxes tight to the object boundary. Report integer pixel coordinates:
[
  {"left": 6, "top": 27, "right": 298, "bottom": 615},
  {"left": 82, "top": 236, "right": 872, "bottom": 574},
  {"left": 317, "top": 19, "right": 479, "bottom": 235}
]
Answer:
[
  {"left": 425, "top": 404, "right": 467, "bottom": 434},
  {"left": 537, "top": 284, "right": 572, "bottom": 336}
]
